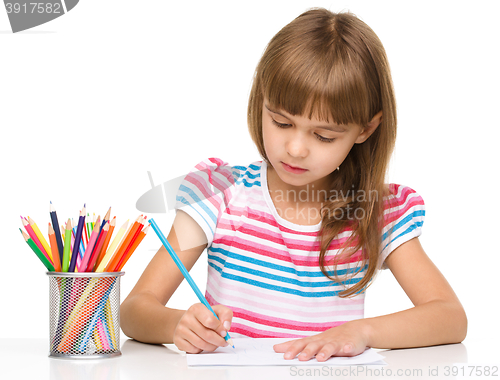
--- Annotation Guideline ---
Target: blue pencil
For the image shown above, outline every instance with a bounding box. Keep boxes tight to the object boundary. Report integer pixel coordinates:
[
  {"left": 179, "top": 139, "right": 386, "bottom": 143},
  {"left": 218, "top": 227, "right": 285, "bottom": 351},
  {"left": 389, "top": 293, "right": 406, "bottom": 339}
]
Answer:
[{"left": 148, "top": 218, "right": 234, "bottom": 348}]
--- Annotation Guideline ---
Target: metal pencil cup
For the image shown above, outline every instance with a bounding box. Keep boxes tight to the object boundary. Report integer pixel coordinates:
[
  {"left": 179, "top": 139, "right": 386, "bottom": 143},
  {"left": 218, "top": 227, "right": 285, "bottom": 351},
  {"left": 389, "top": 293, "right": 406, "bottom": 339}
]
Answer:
[{"left": 47, "top": 272, "right": 124, "bottom": 359}]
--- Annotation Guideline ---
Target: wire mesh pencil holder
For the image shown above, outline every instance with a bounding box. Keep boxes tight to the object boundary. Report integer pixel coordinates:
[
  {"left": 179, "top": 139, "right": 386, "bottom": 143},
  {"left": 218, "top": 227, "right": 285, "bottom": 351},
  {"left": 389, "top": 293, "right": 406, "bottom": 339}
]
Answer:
[{"left": 47, "top": 272, "right": 124, "bottom": 359}]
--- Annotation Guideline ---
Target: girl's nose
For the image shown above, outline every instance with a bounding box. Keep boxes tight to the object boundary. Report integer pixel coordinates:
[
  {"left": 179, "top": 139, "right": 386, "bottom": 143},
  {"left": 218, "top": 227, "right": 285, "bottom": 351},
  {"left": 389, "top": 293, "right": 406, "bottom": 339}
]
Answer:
[{"left": 286, "top": 135, "right": 309, "bottom": 158}]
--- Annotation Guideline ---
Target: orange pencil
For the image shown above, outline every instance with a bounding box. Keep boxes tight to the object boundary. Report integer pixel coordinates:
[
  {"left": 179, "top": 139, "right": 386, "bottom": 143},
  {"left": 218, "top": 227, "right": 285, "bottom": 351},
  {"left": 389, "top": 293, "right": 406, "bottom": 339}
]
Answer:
[
  {"left": 111, "top": 217, "right": 145, "bottom": 271},
  {"left": 116, "top": 224, "right": 149, "bottom": 271},
  {"left": 104, "top": 216, "right": 142, "bottom": 272},
  {"left": 95, "top": 216, "right": 115, "bottom": 268},
  {"left": 48, "top": 223, "right": 62, "bottom": 272}
]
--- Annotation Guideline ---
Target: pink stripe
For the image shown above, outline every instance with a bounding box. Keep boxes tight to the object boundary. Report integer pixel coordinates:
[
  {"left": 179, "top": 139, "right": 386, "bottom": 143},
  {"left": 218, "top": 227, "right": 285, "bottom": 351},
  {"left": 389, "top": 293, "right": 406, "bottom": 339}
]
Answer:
[
  {"left": 230, "top": 323, "right": 306, "bottom": 338},
  {"left": 384, "top": 195, "right": 424, "bottom": 227},
  {"left": 212, "top": 235, "right": 363, "bottom": 266},
  {"left": 206, "top": 266, "right": 364, "bottom": 309},
  {"left": 185, "top": 174, "right": 221, "bottom": 211},
  {"left": 206, "top": 277, "right": 363, "bottom": 319},
  {"left": 195, "top": 159, "right": 235, "bottom": 208},
  {"left": 217, "top": 220, "right": 360, "bottom": 253},
  {"left": 207, "top": 293, "right": 343, "bottom": 332}
]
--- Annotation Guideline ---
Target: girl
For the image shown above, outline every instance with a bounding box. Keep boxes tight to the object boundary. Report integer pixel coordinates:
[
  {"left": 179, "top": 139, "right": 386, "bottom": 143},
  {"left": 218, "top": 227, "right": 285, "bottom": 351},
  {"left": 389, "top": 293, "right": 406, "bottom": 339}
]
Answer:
[{"left": 121, "top": 8, "right": 467, "bottom": 362}]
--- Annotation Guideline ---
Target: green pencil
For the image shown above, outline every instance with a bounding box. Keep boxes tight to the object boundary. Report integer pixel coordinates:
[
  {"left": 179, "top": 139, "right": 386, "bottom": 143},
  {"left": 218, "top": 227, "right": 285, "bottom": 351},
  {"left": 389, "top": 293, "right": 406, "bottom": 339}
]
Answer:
[
  {"left": 62, "top": 219, "right": 72, "bottom": 272},
  {"left": 21, "top": 229, "right": 55, "bottom": 271},
  {"left": 86, "top": 213, "right": 91, "bottom": 240}
]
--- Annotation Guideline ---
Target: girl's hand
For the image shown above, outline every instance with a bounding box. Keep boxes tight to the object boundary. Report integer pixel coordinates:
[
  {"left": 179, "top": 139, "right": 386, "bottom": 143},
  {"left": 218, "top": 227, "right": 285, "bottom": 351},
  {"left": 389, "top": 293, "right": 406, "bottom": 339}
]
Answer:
[
  {"left": 173, "top": 303, "right": 233, "bottom": 354},
  {"left": 273, "top": 321, "right": 370, "bottom": 362}
]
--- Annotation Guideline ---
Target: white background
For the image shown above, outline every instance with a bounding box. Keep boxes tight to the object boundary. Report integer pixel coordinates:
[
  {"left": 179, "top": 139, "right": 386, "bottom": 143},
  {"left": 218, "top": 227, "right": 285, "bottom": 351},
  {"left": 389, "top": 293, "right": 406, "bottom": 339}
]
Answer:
[{"left": 1, "top": 0, "right": 498, "bottom": 355}]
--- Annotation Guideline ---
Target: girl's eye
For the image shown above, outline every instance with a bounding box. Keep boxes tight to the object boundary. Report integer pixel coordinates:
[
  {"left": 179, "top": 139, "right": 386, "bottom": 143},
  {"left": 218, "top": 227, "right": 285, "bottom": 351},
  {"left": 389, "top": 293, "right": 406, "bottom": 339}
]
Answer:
[
  {"left": 315, "top": 134, "right": 335, "bottom": 143},
  {"left": 271, "top": 118, "right": 335, "bottom": 143},
  {"left": 271, "top": 119, "right": 291, "bottom": 128}
]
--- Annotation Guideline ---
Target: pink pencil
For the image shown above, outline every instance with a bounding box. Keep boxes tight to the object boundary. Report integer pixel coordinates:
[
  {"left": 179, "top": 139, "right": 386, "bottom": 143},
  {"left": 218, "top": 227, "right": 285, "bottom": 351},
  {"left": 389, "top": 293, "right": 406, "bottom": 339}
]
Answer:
[
  {"left": 78, "top": 216, "right": 101, "bottom": 272},
  {"left": 97, "top": 318, "right": 110, "bottom": 350},
  {"left": 21, "top": 216, "right": 51, "bottom": 264}
]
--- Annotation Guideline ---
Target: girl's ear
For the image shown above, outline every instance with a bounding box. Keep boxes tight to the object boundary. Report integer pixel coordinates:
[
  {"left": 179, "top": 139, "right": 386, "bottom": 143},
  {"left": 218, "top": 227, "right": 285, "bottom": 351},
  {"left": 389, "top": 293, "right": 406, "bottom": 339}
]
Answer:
[{"left": 355, "top": 110, "right": 383, "bottom": 144}]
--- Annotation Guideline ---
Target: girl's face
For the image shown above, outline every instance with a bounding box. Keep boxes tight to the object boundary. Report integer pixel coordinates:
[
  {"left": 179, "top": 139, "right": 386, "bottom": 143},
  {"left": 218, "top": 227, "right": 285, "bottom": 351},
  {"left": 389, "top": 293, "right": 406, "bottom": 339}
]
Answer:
[{"left": 262, "top": 99, "right": 378, "bottom": 193}]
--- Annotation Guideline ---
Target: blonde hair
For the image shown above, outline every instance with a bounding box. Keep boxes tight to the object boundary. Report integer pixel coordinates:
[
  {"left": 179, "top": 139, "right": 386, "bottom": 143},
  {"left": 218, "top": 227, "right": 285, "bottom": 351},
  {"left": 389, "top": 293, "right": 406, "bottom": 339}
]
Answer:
[{"left": 247, "top": 8, "right": 398, "bottom": 297}]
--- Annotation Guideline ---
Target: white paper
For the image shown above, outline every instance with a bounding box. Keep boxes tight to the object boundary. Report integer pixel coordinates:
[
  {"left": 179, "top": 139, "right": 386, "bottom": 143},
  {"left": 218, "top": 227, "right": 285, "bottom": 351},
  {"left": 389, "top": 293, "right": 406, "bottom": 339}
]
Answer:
[{"left": 187, "top": 338, "right": 386, "bottom": 366}]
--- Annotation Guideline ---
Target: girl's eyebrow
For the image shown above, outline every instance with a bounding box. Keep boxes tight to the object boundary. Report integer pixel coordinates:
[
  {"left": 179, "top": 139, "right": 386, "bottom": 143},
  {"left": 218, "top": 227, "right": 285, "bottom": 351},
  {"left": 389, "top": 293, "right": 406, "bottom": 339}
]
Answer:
[{"left": 264, "top": 103, "right": 347, "bottom": 132}]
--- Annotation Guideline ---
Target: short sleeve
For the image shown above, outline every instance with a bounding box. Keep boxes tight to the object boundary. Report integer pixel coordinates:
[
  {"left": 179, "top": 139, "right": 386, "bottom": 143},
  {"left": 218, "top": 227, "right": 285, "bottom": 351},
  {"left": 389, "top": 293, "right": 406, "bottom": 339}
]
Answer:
[
  {"left": 175, "top": 158, "right": 237, "bottom": 246},
  {"left": 378, "top": 184, "right": 426, "bottom": 270}
]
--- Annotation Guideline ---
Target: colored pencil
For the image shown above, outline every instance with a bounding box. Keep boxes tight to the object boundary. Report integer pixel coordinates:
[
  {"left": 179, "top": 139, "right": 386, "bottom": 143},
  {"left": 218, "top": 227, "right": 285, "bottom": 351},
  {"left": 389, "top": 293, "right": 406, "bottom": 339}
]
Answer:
[
  {"left": 116, "top": 224, "right": 149, "bottom": 271},
  {"left": 50, "top": 202, "right": 64, "bottom": 265},
  {"left": 86, "top": 213, "right": 91, "bottom": 242},
  {"left": 69, "top": 206, "right": 86, "bottom": 272},
  {"left": 96, "top": 216, "right": 115, "bottom": 268},
  {"left": 148, "top": 218, "right": 234, "bottom": 347},
  {"left": 101, "top": 207, "right": 111, "bottom": 232},
  {"left": 28, "top": 216, "right": 53, "bottom": 262},
  {"left": 22, "top": 217, "right": 51, "bottom": 264},
  {"left": 104, "top": 216, "right": 142, "bottom": 272},
  {"left": 48, "top": 223, "right": 62, "bottom": 272},
  {"left": 95, "top": 220, "right": 128, "bottom": 272},
  {"left": 85, "top": 222, "right": 109, "bottom": 272},
  {"left": 21, "top": 229, "right": 55, "bottom": 271},
  {"left": 62, "top": 219, "right": 72, "bottom": 272},
  {"left": 79, "top": 216, "right": 101, "bottom": 272},
  {"left": 77, "top": 277, "right": 117, "bottom": 352}
]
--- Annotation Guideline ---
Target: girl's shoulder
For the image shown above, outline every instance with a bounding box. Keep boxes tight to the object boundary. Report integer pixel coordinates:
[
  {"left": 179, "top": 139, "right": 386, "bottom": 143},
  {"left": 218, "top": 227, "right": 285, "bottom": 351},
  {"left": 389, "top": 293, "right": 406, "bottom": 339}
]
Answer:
[
  {"left": 189, "top": 157, "right": 263, "bottom": 187},
  {"left": 378, "top": 183, "right": 426, "bottom": 269},
  {"left": 381, "top": 183, "right": 425, "bottom": 210}
]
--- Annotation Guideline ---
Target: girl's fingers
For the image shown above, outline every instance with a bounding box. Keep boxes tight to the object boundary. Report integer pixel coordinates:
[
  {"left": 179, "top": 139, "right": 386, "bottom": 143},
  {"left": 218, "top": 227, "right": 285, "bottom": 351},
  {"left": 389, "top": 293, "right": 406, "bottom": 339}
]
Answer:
[
  {"left": 183, "top": 328, "right": 221, "bottom": 353},
  {"left": 174, "top": 337, "right": 202, "bottom": 354},
  {"left": 282, "top": 340, "right": 310, "bottom": 360},
  {"left": 315, "top": 342, "right": 343, "bottom": 361},
  {"left": 192, "top": 307, "right": 230, "bottom": 348},
  {"left": 295, "top": 341, "right": 330, "bottom": 361},
  {"left": 273, "top": 339, "right": 298, "bottom": 353}
]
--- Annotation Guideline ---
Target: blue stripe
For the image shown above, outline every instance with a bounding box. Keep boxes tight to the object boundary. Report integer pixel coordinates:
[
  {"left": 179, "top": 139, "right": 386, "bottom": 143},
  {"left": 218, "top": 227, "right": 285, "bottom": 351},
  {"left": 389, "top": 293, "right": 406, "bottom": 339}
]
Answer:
[
  {"left": 177, "top": 184, "right": 219, "bottom": 224},
  {"left": 209, "top": 246, "right": 364, "bottom": 278},
  {"left": 176, "top": 196, "right": 215, "bottom": 236},
  {"left": 382, "top": 221, "right": 423, "bottom": 253},
  {"left": 233, "top": 166, "right": 260, "bottom": 180},
  {"left": 209, "top": 262, "right": 362, "bottom": 297},
  {"left": 235, "top": 177, "right": 261, "bottom": 187},
  {"left": 382, "top": 209, "right": 425, "bottom": 242},
  {"left": 210, "top": 257, "right": 366, "bottom": 288}
]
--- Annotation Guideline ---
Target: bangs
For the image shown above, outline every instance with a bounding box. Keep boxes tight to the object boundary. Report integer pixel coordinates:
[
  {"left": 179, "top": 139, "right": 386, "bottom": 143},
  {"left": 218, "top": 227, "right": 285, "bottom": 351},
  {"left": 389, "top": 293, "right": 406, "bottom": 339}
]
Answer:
[{"left": 260, "top": 34, "right": 380, "bottom": 127}]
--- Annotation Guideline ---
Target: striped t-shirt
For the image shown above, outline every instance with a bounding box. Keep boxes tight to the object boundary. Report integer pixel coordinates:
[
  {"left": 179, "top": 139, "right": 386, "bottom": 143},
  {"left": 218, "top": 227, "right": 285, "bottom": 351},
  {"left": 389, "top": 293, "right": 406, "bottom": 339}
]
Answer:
[{"left": 175, "top": 157, "right": 425, "bottom": 338}]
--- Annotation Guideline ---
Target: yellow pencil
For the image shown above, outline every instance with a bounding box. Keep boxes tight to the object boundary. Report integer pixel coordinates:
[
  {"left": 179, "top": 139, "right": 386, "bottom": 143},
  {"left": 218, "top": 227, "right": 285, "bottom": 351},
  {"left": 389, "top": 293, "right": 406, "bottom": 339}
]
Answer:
[
  {"left": 95, "top": 220, "right": 129, "bottom": 272},
  {"left": 28, "top": 216, "right": 53, "bottom": 261}
]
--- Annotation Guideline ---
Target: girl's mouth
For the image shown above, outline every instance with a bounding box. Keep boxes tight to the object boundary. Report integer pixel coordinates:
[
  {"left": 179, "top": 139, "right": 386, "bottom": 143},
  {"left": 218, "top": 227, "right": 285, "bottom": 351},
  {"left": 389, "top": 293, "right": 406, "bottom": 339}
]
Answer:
[{"left": 282, "top": 162, "right": 308, "bottom": 174}]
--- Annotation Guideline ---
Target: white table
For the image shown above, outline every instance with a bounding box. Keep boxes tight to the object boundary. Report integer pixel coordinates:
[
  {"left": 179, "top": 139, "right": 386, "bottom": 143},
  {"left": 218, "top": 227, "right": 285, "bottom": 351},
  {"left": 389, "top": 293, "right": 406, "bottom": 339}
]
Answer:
[{"left": 2, "top": 336, "right": 498, "bottom": 380}]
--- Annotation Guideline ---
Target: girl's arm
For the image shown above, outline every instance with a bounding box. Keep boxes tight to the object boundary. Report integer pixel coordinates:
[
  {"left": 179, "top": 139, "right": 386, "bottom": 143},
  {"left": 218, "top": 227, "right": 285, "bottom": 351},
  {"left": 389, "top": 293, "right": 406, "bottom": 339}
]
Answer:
[
  {"left": 120, "top": 210, "right": 227, "bottom": 345},
  {"left": 361, "top": 236, "right": 467, "bottom": 348},
  {"left": 274, "top": 237, "right": 467, "bottom": 360}
]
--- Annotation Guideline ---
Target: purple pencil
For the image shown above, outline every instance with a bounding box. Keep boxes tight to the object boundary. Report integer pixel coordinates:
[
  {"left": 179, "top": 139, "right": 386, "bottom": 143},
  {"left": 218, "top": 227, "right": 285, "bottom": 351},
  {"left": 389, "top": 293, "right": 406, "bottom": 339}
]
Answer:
[{"left": 68, "top": 205, "right": 86, "bottom": 272}]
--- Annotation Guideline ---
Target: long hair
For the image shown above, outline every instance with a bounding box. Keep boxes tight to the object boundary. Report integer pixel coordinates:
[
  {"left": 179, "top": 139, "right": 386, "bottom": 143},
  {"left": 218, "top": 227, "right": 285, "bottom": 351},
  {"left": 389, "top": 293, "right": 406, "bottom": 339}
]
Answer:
[{"left": 247, "top": 8, "right": 398, "bottom": 297}]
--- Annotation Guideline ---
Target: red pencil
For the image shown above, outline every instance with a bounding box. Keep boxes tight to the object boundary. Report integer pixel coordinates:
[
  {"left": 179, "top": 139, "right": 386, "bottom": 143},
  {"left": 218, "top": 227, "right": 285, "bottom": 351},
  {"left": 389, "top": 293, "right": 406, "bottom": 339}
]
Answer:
[{"left": 85, "top": 222, "right": 109, "bottom": 272}]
